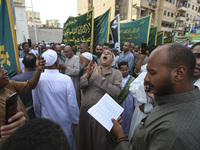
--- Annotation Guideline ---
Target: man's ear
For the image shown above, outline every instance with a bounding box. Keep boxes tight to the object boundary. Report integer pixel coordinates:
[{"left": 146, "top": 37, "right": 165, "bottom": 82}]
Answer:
[
  {"left": 172, "top": 65, "right": 187, "bottom": 82},
  {"left": 55, "top": 59, "right": 59, "bottom": 66}
]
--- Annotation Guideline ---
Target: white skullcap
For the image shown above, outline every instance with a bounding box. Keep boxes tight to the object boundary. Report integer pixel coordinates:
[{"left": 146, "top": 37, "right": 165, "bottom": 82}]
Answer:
[
  {"left": 42, "top": 49, "right": 57, "bottom": 66},
  {"left": 61, "top": 44, "right": 65, "bottom": 46},
  {"left": 46, "top": 44, "right": 50, "bottom": 47},
  {"left": 81, "top": 52, "right": 93, "bottom": 61},
  {"left": 40, "top": 43, "right": 44, "bottom": 46}
]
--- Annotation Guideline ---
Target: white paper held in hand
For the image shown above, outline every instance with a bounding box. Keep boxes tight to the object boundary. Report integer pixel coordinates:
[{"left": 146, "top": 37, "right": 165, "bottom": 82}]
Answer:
[{"left": 87, "top": 93, "right": 124, "bottom": 131}]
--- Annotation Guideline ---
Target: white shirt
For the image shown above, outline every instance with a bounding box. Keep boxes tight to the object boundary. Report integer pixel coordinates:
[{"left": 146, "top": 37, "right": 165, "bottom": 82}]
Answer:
[
  {"left": 128, "top": 72, "right": 153, "bottom": 139},
  {"left": 194, "top": 78, "right": 200, "bottom": 89},
  {"left": 32, "top": 69, "right": 79, "bottom": 150}
]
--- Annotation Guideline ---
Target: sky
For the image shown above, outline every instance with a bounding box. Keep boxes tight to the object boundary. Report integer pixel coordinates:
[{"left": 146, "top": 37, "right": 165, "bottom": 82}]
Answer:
[{"left": 25, "top": 0, "right": 77, "bottom": 27}]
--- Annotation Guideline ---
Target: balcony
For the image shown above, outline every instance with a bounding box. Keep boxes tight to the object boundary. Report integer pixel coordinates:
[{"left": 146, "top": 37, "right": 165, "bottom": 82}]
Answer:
[
  {"left": 176, "top": 26, "right": 184, "bottom": 31},
  {"left": 176, "top": 16, "right": 186, "bottom": 22},
  {"left": 177, "top": 6, "right": 187, "bottom": 12},
  {"left": 161, "top": 27, "right": 173, "bottom": 32},
  {"left": 13, "top": 0, "right": 23, "bottom": 4}
]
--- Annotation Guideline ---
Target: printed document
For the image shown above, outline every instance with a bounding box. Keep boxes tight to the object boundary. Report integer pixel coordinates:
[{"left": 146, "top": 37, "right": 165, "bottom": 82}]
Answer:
[{"left": 88, "top": 93, "right": 124, "bottom": 131}]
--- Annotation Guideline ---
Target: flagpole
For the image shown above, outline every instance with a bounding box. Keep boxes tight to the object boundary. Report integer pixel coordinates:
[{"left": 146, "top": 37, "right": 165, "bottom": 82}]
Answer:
[
  {"left": 118, "top": 14, "right": 120, "bottom": 52},
  {"left": 30, "top": 0, "right": 38, "bottom": 44}
]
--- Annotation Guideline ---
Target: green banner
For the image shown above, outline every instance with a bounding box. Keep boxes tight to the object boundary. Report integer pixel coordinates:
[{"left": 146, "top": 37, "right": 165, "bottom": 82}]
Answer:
[
  {"left": 148, "top": 27, "right": 157, "bottom": 47},
  {"left": 0, "top": 0, "right": 20, "bottom": 77},
  {"left": 157, "top": 32, "right": 164, "bottom": 46},
  {"left": 174, "top": 36, "right": 193, "bottom": 45},
  {"left": 94, "top": 8, "right": 111, "bottom": 47},
  {"left": 109, "top": 14, "right": 120, "bottom": 50},
  {"left": 120, "top": 15, "right": 151, "bottom": 49},
  {"left": 164, "top": 35, "right": 174, "bottom": 44},
  {"left": 62, "top": 9, "right": 94, "bottom": 52},
  {"left": 185, "top": 33, "right": 200, "bottom": 43}
]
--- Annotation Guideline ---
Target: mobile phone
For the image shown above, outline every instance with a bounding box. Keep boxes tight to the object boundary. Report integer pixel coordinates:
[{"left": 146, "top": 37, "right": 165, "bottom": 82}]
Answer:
[
  {"left": 5, "top": 93, "right": 18, "bottom": 125},
  {"left": 38, "top": 46, "right": 42, "bottom": 61},
  {"left": 146, "top": 84, "right": 151, "bottom": 92},
  {"left": 141, "top": 43, "right": 147, "bottom": 55}
]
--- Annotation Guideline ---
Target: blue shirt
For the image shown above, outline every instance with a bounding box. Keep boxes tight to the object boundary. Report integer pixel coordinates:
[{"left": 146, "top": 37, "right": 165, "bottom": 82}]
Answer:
[{"left": 116, "top": 51, "right": 134, "bottom": 75}]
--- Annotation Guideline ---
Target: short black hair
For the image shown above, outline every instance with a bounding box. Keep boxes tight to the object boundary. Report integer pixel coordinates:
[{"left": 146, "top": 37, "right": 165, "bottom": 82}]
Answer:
[
  {"left": 0, "top": 118, "right": 70, "bottom": 150},
  {"left": 22, "top": 42, "right": 28, "bottom": 48},
  {"left": 23, "top": 53, "right": 36, "bottom": 69},
  {"left": 191, "top": 42, "right": 200, "bottom": 51},
  {"left": 103, "top": 43, "right": 109, "bottom": 46},
  {"left": 166, "top": 43, "right": 196, "bottom": 79},
  {"left": 118, "top": 61, "right": 129, "bottom": 69}
]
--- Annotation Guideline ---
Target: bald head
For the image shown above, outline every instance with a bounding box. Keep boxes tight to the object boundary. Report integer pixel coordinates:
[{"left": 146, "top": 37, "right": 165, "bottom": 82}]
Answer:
[
  {"left": 64, "top": 46, "right": 74, "bottom": 58},
  {"left": 150, "top": 43, "right": 196, "bottom": 79},
  {"left": 79, "top": 43, "right": 89, "bottom": 54},
  {"left": 64, "top": 45, "right": 72, "bottom": 51}
]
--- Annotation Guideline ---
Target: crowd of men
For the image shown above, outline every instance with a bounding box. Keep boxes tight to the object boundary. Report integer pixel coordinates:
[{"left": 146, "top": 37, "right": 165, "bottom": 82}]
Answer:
[{"left": 1, "top": 40, "right": 200, "bottom": 150}]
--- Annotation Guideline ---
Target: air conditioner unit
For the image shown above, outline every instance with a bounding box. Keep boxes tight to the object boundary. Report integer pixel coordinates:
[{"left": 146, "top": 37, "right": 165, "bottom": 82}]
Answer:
[
  {"left": 120, "top": 15, "right": 124, "bottom": 20},
  {"left": 149, "top": 2, "right": 152, "bottom": 6},
  {"left": 153, "top": 4, "right": 157, "bottom": 8},
  {"left": 116, "top": 5, "right": 119, "bottom": 9}
]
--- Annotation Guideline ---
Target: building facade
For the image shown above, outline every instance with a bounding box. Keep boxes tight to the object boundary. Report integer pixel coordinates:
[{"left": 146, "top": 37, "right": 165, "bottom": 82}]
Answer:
[
  {"left": 45, "top": 19, "right": 61, "bottom": 28},
  {"left": 26, "top": 10, "right": 43, "bottom": 27},
  {"left": 13, "top": 0, "right": 29, "bottom": 43},
  {"left": 77, "top": 0, "right": 200, "bottom": 36}
]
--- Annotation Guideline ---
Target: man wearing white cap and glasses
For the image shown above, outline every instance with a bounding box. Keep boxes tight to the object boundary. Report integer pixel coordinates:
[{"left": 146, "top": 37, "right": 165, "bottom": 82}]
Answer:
[
  {"left": 32, "top": 50, "right": 80, "bottom": 150},
  {"left": 79, "top": 52, "right": 93, "bottom": 77}
]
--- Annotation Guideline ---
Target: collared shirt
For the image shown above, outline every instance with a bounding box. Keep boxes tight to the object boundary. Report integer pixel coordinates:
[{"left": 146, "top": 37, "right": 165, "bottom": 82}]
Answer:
[
  {"left": 116, "top": 87, "right": 200, "bottom": 150},
  {"left": 32, "top": 69, "right": 79, "bottom": 150},
  {"left": 116, "top": 51, "right": 134, "bottom": 75}
]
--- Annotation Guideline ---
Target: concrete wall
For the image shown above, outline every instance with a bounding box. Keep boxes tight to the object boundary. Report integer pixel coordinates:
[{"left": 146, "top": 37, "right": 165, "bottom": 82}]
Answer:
[
  {"left": 14, "top": 5, "right": 29, "bottom": 44},
  {"left": 28, "top": 27, "right": 63, "bottom": 44}
]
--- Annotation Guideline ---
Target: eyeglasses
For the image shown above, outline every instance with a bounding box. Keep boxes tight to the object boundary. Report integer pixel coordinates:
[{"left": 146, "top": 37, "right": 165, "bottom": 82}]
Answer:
[{"left": 97, "top": 49, "right": 103, "bottom": 50}]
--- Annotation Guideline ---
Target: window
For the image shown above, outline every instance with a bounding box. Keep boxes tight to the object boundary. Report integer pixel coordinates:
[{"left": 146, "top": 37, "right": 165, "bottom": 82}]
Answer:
[
  {"left": 192, "top": 5, "right": 194, "bottom": 10},
  {"left": 188, "top": 3, "right": 190, "bottom": 8},
  {"left": 168, "top": 12, "right": 170, "bottom": 16},
  {"left": 171, "top": 13, "right": 174, "bottom": 17},
  {"left": 164, "top": 10, "right": 167, "bottom": 16},
  {"left": 196, "top": 7, "right": 198, "bottom": 11},
  {"left": 186, "top": 13, "right": 189, "bottom": 17}
]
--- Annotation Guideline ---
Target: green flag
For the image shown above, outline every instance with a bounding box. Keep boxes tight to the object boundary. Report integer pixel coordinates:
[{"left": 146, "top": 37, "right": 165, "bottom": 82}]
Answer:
[
  {"left": 157, "top": 32, "right": 164, "bottom": 46},
  {"left": 94, "top": 8, "right": 111, "bottom": 47},
  {"left": 164, "top": 35, "right": 174, "bottom": 44},
  {"left": 120, "top": 15, "right": 151, "bottom": 49},
  {"left": 148, "top": 27, "right": 157, "bottom": 47},
  {"left": 0, "top": 0, "right": 20, "bottom": 77},
  {"left": 62, "top": 9, "right": 94, "bottom": 52},
  {"left": 109, "top": 14, "right": 120, "bottom": 50}
]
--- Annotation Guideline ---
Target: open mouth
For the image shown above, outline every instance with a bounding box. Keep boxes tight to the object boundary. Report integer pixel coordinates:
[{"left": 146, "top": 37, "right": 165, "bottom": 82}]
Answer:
[{"left": 103, "top": 56, "right": 107, "bottom": 60}]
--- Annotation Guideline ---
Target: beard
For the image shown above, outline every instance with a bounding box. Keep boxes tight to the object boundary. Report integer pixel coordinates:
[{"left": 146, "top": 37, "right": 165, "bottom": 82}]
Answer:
[
  {"left": 153, "top": 77, "right": 174, "bottom": 97},
  {"left": 80, "top": 62, "right": 86, "bottom": 69},
  {"left": 96, "top": 52, "right": 102, "bottom": 58}
]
